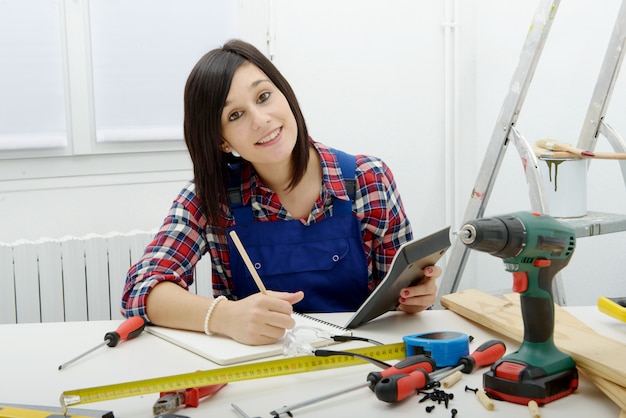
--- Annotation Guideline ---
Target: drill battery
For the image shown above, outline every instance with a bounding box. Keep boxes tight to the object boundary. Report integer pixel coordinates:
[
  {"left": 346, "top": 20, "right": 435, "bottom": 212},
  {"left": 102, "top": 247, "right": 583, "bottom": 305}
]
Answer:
[{"left": 484, "top": 359, "right": 578, "bottom": 405}]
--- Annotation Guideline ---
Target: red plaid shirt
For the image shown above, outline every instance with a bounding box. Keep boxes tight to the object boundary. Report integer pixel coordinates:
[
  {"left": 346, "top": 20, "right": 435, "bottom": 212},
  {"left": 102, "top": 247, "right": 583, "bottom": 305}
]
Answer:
[{"left": 122, "top": 141, "right": 412, "bottom": 319}]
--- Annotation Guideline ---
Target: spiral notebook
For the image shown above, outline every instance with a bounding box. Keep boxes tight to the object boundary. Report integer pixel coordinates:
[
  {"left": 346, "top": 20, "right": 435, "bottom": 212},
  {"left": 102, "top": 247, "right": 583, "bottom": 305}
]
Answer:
[{"left": 145, "top": 312, "right": 352, "bottom": 365}]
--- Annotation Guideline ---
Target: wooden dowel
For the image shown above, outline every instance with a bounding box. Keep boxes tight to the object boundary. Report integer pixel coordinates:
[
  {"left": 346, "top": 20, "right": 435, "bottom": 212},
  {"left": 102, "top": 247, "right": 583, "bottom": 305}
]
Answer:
[
  {"left": 442, "top": 370, "right": 462, "bottom": 388},
  {"left": 528, "top": 400, "right": 540, "bottom": 418},
  {"left": 476, "top": 390, "right": 495, "bottom": 411}
]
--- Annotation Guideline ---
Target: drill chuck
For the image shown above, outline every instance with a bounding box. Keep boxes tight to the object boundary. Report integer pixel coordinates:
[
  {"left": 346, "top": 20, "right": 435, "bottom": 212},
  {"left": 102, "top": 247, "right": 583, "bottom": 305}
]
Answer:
[{"left": 458, "top": 216, "right": 526, "bottom": 259}]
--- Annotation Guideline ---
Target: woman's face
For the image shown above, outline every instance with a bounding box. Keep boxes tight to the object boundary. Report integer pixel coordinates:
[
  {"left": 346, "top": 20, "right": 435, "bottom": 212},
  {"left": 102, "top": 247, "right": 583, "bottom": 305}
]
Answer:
[{"left": 220, "top": 62, "right": 297, "bottom": 166}]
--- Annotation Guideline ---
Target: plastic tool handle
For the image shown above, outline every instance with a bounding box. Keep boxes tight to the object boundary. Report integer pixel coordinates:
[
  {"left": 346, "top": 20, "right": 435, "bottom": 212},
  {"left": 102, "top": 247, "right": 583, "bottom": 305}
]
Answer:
[
  {"left": 366, "top": 354, "right": 435, "bottom": 389},
  {"left": 104, "top": 316, "right": 146, "bottom": 347},
  {"left": 458, "top": 339, "right": 506, "bottom": 373},
  {"left": 374, "top": 369, "right": 429, "bottom": 403}
]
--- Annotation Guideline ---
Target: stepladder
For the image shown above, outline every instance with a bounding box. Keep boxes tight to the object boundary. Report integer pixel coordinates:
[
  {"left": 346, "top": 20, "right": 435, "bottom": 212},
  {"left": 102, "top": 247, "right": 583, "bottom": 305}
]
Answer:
[{"left": 436, "top": 0, "right": 626, "bottom": 307}]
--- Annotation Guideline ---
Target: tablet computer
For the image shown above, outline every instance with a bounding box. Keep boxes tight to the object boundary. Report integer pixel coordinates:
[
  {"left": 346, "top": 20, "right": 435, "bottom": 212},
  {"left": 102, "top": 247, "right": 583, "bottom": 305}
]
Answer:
[{"left": 344, "top": 226, "right": 451, "bottom": 329}]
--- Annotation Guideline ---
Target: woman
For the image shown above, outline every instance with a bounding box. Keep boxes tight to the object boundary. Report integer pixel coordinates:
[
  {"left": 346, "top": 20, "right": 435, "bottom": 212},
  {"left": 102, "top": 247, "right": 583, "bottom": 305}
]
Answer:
[{"left": 122, "top": 39, "right": 441, "bottom": 346}]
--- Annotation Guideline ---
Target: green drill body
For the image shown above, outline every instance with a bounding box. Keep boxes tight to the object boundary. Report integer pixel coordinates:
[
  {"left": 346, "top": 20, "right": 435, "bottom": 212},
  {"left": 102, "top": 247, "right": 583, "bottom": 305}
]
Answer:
[{"left": 459, "top": 211, "right": 578, "bottom": 404}]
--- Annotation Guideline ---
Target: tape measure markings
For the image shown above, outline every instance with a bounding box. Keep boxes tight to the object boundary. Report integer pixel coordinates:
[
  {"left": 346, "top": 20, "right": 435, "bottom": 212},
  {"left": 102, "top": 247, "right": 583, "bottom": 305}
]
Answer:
[{"left": 61, "top": 342, "right": 406, "bottom": 407}]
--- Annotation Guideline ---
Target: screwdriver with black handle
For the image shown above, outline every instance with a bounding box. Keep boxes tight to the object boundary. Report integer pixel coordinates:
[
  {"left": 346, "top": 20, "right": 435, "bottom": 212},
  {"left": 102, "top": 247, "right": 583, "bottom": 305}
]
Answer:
[
  {"left": 375, "top": 339, "right": 506, "bottom": 403},
  {"left": 58, "top": 316, "right": 146, "bottom": 370},
  {"left": 269, "top": 354, "right": 436, "bottom": 416}
]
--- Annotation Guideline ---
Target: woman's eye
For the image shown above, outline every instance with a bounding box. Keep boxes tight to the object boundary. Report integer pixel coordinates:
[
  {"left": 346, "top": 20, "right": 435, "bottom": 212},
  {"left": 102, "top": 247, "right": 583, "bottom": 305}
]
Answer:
[
  {"left": 228, "top": 111, "right": 243, "bottom": 122},
  {"left": 258, "top": 91, "right": 270, "bottom": 103}
]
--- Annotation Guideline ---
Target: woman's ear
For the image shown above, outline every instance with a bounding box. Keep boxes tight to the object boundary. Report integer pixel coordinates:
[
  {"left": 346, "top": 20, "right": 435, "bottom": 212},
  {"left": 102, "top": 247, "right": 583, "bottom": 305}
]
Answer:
[
  {"left": 220, "top": 142, "right": 232, "bottom": 153},
  {"left": 221, "top": 142, "right": 241, "bottom": 158}
]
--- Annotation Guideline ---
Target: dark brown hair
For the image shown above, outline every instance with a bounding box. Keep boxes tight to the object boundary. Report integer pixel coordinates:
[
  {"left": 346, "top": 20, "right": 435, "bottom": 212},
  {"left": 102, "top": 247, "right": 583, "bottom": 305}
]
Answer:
[{"left": 183, "top": 39, "right": 310, "bottom": 227}]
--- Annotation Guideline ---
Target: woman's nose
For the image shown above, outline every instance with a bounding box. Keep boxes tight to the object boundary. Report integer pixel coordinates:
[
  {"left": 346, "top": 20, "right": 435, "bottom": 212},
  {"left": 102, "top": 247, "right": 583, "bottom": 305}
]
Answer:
[{"left": 249, "top": 107, "right": 270, "bottom": 129}]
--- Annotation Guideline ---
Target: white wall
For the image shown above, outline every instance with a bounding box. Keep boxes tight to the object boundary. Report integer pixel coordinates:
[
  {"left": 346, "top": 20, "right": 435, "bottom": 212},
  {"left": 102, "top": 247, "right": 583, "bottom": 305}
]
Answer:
[{"left": 1, "top": 0, "right": 624, "bottom": 305}]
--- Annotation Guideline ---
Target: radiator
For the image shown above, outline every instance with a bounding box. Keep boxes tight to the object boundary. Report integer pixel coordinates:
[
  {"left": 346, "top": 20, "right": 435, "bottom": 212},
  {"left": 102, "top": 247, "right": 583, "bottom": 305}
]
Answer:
[{"left": 0, "top": 231, "right": 212, "bottom": 324}]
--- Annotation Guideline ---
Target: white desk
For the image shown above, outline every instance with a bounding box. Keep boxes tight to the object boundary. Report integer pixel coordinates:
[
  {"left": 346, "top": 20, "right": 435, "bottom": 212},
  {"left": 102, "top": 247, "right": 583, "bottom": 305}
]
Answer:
[{"left": 1, "top": 308, "right": 623, "bottom": 418}]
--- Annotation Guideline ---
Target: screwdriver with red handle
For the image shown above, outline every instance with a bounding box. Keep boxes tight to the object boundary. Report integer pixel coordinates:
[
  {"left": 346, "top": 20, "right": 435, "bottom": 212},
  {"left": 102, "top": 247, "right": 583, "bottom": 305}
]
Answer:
[
  {"left": 269, "top": 354, "right": 436, "bottom": 416},
  {"left": 58, "top": 316, "right": 146, "bottom": 370},
  {"left": 375, "top": 339, "right": 506, "bottom": 403},
  {"left": 367, "top": 354, "right": 436, "bottom": 389}
]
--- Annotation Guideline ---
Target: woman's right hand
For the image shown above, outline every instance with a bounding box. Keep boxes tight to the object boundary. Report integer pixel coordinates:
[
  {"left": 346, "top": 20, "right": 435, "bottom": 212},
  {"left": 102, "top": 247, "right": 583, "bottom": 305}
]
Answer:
[{"left": 210, "top": 290, "right": 304, "bottom": 345}]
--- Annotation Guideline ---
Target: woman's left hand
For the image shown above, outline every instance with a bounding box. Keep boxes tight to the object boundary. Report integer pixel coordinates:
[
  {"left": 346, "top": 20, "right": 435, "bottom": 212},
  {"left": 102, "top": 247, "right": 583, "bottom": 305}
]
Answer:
[{"left": 396, "top": 265, "right": 441, "bottom": 314}]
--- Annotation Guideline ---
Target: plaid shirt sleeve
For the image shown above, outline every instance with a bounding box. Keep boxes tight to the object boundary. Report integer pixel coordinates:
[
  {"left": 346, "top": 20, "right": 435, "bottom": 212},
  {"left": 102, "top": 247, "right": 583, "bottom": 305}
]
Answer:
[
  {"left": 120, "top": 181, "right": 209, "bottom": 321},
  {"left": 354, "top": 154, "right": 413, "bottom": 291}
]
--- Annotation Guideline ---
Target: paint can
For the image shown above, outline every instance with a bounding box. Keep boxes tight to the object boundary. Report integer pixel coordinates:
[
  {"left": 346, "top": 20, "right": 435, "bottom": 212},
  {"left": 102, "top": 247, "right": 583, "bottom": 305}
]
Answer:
[{"left": 538, "top": 157, "right": 587, "bottom": 218}]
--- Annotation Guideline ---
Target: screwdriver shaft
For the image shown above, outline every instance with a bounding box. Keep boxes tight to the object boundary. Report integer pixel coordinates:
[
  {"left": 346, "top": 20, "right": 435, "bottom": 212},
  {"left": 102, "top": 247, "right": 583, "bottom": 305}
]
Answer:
[
  {"left": 270, "top": 381, "right": 370, "bottom": 416},
  {"left": 58, "top": 340, "right": 108, "bottom": 370},
  {"left": 231, "top": 403, "right": 251, "bottom": 418}
]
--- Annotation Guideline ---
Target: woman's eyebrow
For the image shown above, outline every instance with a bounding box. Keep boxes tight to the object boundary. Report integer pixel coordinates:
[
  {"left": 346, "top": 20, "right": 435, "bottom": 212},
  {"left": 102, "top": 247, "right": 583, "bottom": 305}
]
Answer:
[
  {"left": 251, "top": 78, "right": 271, "bottom": 88},
  {"left": 224, "top": 78, "right": 272, "bottom": 107}
]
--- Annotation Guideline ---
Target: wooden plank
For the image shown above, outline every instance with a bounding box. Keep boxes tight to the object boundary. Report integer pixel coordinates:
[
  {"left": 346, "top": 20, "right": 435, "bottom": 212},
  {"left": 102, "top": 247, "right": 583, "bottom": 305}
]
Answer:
[
  {"left": 501, "top": 293, "right": 598, "bottom": 334},
  {"left": 441, "top": 289, "right": 626, "bottom": 388},
  {"left": 579, "top": 368, "right": 626, "bottom": 411}
]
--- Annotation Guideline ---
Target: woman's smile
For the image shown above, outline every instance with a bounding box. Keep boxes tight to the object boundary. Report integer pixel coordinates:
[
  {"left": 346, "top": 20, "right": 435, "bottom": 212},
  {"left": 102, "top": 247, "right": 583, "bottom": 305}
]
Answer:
[{"left": 256, "top": 127, "right": 282, "bottom": 146}]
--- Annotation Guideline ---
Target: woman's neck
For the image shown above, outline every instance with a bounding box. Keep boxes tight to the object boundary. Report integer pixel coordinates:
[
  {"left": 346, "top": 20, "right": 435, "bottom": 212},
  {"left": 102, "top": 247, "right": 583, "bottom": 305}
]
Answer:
[{"left": 255, "top": 147, "right": 322, "bottom": 219}]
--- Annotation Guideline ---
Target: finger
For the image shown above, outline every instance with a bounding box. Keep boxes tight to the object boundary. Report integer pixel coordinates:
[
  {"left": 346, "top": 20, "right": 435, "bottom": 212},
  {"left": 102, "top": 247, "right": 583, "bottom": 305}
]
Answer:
[
  {"left": 267, "top": 290, "right": 305, "bottom": 305},
  {"left": 397, "top": 303, "right": 428, "bottom": 314},
  {"left": 399, "top": 291, "right": 436, "bottom": 306},
  {"left": 260, "top": 321, "right": 291, "bottom": 340},
  {"left": 423, "top": 265, "right": 442, "bottom": 278},
  {"left": 400, "top": 278, "right": 438, "bottom": 298}
]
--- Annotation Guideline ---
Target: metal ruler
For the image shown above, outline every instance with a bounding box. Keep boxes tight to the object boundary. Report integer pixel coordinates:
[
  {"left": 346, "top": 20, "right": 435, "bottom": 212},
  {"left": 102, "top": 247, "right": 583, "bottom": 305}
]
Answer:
[{"left": 61, "top": 342, "right": 406, "bottom": 409}]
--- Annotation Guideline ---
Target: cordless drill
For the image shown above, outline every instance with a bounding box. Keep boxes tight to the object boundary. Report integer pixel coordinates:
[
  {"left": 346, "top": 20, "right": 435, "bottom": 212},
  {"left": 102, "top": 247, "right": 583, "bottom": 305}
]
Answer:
[{"left": 458, "top": 211, "right": 578, "bottom": 405}]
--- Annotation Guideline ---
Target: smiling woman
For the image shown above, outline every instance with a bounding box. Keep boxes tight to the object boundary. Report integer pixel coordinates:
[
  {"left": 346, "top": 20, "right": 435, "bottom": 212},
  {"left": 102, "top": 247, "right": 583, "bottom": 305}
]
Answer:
[{"left": 121, "top": 39, "right": 442, "bottom": 348}]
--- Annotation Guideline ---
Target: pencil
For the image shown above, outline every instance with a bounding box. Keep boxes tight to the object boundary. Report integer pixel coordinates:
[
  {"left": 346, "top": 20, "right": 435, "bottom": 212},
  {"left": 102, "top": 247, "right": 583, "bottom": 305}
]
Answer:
[{"left": 228, "top": 230, "right": 268, "bottom": 294}]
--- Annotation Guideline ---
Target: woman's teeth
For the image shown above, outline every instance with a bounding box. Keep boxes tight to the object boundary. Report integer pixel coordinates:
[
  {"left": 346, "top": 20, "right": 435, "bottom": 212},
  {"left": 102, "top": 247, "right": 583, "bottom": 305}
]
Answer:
[{"left": 257, "top": 129, "right": 280, "bottom": 144}]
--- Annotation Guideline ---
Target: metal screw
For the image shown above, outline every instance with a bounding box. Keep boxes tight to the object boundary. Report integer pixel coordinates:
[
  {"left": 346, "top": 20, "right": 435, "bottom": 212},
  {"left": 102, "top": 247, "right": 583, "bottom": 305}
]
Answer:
[
  {"left": 451, "top": 408, "right": 458, "bottom": 417},
  {"left": 426, "top": 405, "right": 435, "bottom": 413},
  {"left": 419, "top": 393, "right": 431, "bottom": 403},
  {"left": 464, "top": 385, "right": 478, "bottom": 393}
]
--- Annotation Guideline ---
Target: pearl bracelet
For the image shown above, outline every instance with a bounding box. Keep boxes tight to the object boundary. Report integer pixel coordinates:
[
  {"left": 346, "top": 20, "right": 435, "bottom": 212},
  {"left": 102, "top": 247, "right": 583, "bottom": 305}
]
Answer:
[{"left": 203, "top": 295, "right": 227, "bottom": 335}]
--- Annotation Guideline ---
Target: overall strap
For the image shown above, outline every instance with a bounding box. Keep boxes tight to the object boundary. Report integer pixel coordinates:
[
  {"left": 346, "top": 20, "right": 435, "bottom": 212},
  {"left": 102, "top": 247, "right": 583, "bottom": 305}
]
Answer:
[
  {"left": 227, "top": 164, "right": 253, "bottom": 223},
  {"left": 330, "top": 148, "right": 356, "bottom": 216}
]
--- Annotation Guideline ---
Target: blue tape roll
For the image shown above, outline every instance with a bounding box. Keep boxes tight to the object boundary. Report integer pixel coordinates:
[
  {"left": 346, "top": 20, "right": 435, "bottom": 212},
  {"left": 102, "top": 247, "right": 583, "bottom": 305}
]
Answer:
[{"left": 403, "top": 331, "right": 469, "bottom": 367}]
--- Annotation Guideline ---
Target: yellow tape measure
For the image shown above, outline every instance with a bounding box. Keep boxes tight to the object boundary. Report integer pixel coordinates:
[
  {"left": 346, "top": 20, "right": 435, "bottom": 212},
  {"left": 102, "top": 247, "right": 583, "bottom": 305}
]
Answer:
[{"left": 61, "top": 342, "right": 406, "bottom": 409}]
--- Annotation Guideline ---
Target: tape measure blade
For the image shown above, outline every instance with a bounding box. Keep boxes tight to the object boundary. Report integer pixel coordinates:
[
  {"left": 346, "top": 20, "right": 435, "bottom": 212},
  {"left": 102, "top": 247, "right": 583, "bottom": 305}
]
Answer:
[{"left": 61, "top": 342, "right": 405, "bottom": 407}]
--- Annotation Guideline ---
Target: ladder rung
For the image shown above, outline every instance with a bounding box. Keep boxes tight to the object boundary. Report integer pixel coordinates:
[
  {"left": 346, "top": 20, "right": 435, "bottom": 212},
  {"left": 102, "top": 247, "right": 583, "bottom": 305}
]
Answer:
[{"left": 559, "top": 211, "right": 626, "bottom": 237}]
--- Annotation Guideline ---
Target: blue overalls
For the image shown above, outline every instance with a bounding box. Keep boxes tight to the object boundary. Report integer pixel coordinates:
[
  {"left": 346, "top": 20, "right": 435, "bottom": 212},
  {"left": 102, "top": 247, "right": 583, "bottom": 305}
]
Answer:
[{"left": 226, "top": 149, "right": 369, "bottom": 313}]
